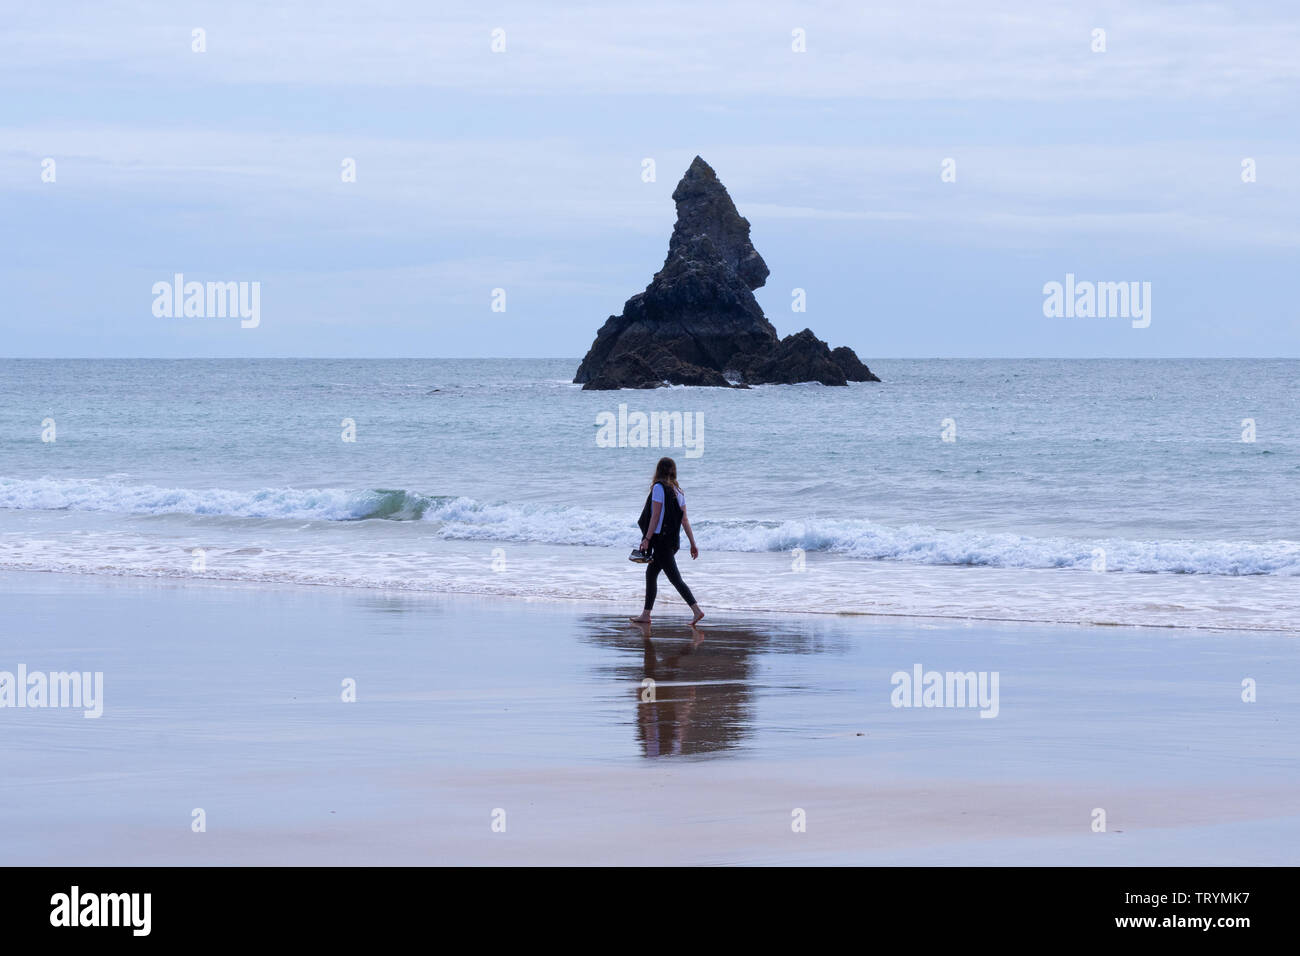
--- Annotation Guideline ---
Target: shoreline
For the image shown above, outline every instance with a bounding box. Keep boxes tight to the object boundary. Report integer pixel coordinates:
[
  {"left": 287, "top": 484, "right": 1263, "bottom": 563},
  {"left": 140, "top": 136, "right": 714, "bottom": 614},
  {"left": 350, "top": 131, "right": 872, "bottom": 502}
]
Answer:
[{"left": 0, "top": 562, "right": 1294, "bottom": 638}]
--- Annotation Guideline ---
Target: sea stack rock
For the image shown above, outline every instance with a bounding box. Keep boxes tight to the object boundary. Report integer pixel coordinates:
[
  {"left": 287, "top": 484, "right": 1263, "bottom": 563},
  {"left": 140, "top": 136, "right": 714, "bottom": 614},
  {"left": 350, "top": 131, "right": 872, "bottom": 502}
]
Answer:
[{"left": 574, "top": 156, "right": 879, "bottom": 389}]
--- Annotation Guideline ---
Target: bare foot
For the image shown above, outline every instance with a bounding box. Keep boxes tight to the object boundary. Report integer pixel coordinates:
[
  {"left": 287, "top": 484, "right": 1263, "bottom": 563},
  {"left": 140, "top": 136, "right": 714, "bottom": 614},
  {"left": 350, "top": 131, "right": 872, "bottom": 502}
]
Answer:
[
  {"left": 690, "top": 605, "right": 705, "bottom": 625},
  {"left": 629, "top": 613, "right": 651, "bottom": 624}
]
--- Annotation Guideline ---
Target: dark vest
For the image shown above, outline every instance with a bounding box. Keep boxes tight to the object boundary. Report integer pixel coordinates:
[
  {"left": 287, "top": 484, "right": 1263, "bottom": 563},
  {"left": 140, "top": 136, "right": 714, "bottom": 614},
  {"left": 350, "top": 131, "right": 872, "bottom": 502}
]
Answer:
[{"left": 638, "top": 483, "right": 683, "bottom": 554}]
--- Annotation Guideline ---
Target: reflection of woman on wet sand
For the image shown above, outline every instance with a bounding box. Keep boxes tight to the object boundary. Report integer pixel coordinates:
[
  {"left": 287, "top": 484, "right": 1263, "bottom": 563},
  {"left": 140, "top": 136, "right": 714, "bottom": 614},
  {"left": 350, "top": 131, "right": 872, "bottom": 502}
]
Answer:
[
  {"left": 630, "top": 457, "right": 704, "bottom": 626},
  {"left": 633, "top": 621, "right": 705, "bottom": 757}
]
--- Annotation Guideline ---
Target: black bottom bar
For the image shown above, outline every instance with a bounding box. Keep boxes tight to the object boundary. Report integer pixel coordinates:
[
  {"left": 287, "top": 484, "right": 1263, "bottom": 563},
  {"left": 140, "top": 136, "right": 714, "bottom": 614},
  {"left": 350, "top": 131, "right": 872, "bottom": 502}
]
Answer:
[{"left": 1, "top": 866, "right": 1287, "bottom": 941}]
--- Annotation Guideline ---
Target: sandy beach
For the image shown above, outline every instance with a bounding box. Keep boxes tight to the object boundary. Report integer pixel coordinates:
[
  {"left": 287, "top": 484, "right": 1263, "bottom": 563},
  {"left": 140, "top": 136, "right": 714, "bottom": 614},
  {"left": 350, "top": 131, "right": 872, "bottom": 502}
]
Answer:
[{"left": 3, "top": 569, "right": 1296, "bottom": 866}]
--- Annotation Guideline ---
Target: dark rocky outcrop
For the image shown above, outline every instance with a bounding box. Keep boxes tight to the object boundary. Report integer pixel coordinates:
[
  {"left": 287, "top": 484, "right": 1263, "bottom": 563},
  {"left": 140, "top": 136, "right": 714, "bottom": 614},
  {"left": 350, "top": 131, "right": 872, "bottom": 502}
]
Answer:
[
  {"left": 729, "top": 328, "right": 848, "bottom": 386},
  {"left": 831, "top": 345, "right": 880, "bottom": 382},
  {"left": 574, "top": 156, "right": 878, "bottom": 389},
  {"left": 584, "top": 347, "right": 733, "bottom": 391}
]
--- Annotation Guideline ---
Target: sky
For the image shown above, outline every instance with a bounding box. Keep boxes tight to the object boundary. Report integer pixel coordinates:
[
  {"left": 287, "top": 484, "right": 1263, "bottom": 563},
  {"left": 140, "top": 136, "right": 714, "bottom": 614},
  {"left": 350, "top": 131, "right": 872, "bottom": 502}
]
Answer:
[{"left": 2, "top": 0, "right": 1298, "bottom": 359}]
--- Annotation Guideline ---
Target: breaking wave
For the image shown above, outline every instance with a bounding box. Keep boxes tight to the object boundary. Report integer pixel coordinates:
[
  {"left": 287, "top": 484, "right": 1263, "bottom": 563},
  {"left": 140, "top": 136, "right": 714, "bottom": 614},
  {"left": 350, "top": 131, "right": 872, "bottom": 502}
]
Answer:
[{"left": 2, "top": 476, "right": 1297, "bottom": 575}]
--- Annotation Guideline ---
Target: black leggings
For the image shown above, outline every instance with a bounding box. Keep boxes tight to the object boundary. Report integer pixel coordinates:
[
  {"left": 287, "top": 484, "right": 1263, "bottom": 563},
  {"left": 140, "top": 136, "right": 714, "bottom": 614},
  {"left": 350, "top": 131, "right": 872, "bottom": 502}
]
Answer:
[{"left": 644, "top": 539, "right": 696, "bottom": 611}]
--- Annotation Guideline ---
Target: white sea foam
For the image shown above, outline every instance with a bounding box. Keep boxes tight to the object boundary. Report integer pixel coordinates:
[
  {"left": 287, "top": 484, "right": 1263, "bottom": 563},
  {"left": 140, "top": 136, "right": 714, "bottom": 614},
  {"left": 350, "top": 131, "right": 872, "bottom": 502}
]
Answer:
[
  {"left": 2, "top": 476, "right": 1297, "bottom": 576},
  {"left": 2, "top": 531, "right": 1297, "bottom": 632}
]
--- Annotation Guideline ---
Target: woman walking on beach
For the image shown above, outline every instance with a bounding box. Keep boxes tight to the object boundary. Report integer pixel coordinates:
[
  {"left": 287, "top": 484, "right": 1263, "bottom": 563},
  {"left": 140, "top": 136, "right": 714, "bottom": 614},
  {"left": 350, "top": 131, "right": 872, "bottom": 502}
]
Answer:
[{"left": 631, "top": 457, "right": 704, "bottom": 625}]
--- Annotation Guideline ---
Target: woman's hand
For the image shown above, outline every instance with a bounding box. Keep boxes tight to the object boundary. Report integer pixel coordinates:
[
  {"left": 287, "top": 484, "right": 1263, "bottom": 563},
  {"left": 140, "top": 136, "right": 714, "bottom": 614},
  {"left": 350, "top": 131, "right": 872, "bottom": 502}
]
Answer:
[{"left": 680, "top": 514, "right": 698, "bottom": 560}]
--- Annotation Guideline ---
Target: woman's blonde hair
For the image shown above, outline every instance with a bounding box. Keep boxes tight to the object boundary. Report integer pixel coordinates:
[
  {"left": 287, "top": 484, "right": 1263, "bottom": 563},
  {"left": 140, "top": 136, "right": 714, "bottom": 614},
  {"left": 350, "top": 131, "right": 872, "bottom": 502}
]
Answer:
[{"left": 650, "top": 457, "right": 681, "bottom": 495}]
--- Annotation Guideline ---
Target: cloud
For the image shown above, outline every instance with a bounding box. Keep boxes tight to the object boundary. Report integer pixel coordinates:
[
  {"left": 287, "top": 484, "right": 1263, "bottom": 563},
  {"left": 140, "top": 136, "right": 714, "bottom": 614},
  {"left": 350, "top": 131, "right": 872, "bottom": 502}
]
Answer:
[
  {"left": 6, "top": 129, "right": 1294, "bottom": 248},
  {"left": 4, "top": 1, "right": 1298, "bottom": 356},
  {"left": 3, "top": 1, "right": 1298, "bottom": 102}
]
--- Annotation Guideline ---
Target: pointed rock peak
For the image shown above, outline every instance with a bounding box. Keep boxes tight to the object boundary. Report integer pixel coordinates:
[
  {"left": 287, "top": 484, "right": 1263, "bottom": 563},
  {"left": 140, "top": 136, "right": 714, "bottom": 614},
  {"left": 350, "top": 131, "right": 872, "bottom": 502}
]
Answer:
[
  {"left": 684, "top": 154, "right": 715, "bottom": 179},
  {"left": 672, "top": 156, "right": 725, "bottom": 204},
  {"left": 667, "top": 157, "right": 769, "bottom": 291}
]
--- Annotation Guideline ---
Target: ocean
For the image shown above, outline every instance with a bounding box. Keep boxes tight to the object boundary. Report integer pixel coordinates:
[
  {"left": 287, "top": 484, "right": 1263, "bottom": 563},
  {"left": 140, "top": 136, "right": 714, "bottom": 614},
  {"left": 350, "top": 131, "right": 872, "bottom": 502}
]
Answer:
[{"left": 2, "top": 358, "right": 1297, "bottom": 631}]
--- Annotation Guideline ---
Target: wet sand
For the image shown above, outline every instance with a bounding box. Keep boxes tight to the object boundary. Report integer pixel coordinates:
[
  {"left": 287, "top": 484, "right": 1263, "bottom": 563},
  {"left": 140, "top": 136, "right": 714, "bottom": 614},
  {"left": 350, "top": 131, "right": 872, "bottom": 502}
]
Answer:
[{"left": 2, "top": 571, "right": 1297, "bottom": 865}]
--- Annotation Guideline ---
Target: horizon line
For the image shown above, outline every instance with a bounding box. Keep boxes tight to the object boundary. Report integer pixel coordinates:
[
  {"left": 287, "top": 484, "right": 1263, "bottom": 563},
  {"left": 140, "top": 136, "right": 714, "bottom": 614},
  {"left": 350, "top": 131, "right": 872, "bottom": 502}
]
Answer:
[{"left": 2, "top": 356, "right": 1298, "bottom": 362}]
